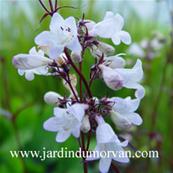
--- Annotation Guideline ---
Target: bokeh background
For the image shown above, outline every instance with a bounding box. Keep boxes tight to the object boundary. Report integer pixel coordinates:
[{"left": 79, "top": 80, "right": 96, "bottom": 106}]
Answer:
[{"left": 0, "top": 0, "right": 173, "bottom": 173}]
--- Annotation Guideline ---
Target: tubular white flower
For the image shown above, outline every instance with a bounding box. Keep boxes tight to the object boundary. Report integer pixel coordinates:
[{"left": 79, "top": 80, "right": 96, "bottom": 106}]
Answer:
[
  {"left": 92, "top": 11, "right": 131, "bottom": 45},
  {"left": 100, "top": 59, "right": 145, "bottom": 99},
  {"left": 44, "top": 91, "right": 63, "bottom": 105},
  {"left": 110, "top": 97, "right": 143, "bottom": 129},
  {"left": 43, "top": 103, "right": 88, "bottom": 142},
  {"left": 13, "top": 47, "right": 53, "bottom": 81},
  {"left": 87, "top": 116, "right": 129, "bottom": 173},
  {"left": 99, "top": 64, "right": 124, "bottom": 90},
  {"left": 13, "top": 47, "right": 53, "bottom": 70},
  {"left": 35, "top": 13, "right": 82, "bottom": 59}
]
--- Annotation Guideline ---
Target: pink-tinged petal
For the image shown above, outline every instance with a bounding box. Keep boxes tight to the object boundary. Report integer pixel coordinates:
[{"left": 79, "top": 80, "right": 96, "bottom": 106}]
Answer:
[
  {"left": 119, "top": 31, "right": 131, "bottom": 45},
  {"left": 99, "top": 158, "right": 112, "bottom": 173},
  {"left": 56, "top": 130, "right": 71, "bottom": 142},
  {"left": 100, "top": 65, "right": 123, "bottom": 90},
  {"left": 43, "top": 117, "right": 61, "bottom": 132},
  {"left": 50, "top": 13, "right": 64, "bottom": 32},
  {"left": 12, "top": 53, "right": 52, "bottom": 70}
]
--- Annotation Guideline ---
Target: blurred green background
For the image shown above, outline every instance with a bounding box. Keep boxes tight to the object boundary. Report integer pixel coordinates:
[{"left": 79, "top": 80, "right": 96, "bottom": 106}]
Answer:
[{"left": 0, "top": 0, "right": 173, "bottom": 173}]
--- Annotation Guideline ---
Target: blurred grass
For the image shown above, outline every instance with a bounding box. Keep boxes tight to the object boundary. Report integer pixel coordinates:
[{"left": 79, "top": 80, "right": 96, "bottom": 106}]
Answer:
[{"left": 0, "top": 0, "right": 173, "bottom": 173}]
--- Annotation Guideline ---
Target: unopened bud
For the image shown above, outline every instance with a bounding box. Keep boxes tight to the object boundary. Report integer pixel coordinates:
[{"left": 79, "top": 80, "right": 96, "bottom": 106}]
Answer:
[
  {"left": 81, "top": 115, "right": 91, "bottom": 133},
  {"left": 44, "top": 91, "right": 62, "bottom": 105},
  {"left": 97, "top": 42, "right": 115, "bottom": 56},
  {"left": 71, "top": 52, "right": 81, "bottom": 63}
]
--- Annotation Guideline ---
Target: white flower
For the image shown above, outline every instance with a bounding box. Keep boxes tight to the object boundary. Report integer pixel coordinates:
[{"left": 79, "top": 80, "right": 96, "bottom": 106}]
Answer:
[
  {"left": 110, "top": 97, "right": 143, "bottom": 129},
  {"left": 99, "top": 59, "right": 145, "bottom": 99},
  {"left": 35, "top": 13, "right": 82, "bottom": 59},
  {"left": 44, "top": 91, "right": 63, "bottom": 105},
  {"left": 13, "top": 47, "right": 53, "bottom": 80},
  {"left": 128, "top": 43, "right": 145, "bottom": 58},
  {"left": 43, "top": 103, "right": 88, "bottom": 142},
  {"left": 99, "top": 64, "right": 124, "bottom": 90},
  {"left": 13, "top": 47, "right": 52, "bottom": 70},
  {"left": 87, "top": 116, "right": 129, "bottom": 173},
  {"left": 92, "top": 11, "right": 131, "bottom": 45}
]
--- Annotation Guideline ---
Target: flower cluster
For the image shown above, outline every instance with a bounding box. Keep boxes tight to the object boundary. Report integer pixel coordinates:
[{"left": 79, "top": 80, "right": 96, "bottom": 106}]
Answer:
[
  {"left": 128, "top": 32, "right": 166, "bottom": 60},
  {"left": 13, "top": 11, "right": 145, "bottom": 173}
]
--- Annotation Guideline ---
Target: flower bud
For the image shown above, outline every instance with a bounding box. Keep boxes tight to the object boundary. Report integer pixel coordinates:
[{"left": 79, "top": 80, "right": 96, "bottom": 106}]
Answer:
[
  {"left": 97, "top": 41, "right": 115, "bottom": 56},
  {"left": 81, "top": 115, "right": 91, "bottom": 133},
  {"left": 71, "top": 52, "right": 82, "bottom": 63},
  {"left": 44, "top": 91, "right": 62, "bottom": 105}
]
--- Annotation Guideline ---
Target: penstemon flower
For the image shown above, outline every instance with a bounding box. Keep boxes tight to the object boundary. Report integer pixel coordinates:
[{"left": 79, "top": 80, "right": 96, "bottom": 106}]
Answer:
[
  {"left": 43, "top": 103, "right": 88, "bottom": 142},
  {"left": 90, "top": 11, "right": 131, "bottom": 45},
  {"left": 87, "top": 116, "right": 129, "bottom": 173},
  {"left": 12, "top": 4, "right": 145, "bottom": 172},
  {"left": 110, "top": 97, "right": 143, "bottom": 129},
  {"left": 35, "top": 13, "right": 82, "bottom": 59},
  {"left": 13, "top": 47, "right": 53, "bottom": 80}
]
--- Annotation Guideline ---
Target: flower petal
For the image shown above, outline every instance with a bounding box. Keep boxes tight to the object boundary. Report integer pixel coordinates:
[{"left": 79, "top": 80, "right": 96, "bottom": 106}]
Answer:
[
  {"left": 99, "top": 158, "right": 112, "bottom": 173},
  {"left": 25, "top": 71, "right": 35, "bottom": 81},
  {"left": 119, "top": 31, "right": 131, "bottom": 45},
  {"left": 56, "top": 130, "right": 71, "bottom": 142},
  {"left": 35, "top": 31, "right": 55, "bottom": 47},
  {"left": 67, "top": 37, "right": 82, "bottom": 55},
  {"left": 13, "top": 53, "right": 52, "bottom": 70},
  {"left": 64, "top": 16, "right": 77, "bottom": 36},
  {"left": 50, "top": 13, "right": 64, "bottom": 32},
  {"left": 96, "top": 123, "right": 115, "bottom": 144},
  {"left": 128, "top": 113, "right": 143, "bottom": 125},
  {"left": 112, "top": 35, "right": 121, "bottom": 45},
  {"left": 43, "top": 117, "right": 61, "bottom": 132}
]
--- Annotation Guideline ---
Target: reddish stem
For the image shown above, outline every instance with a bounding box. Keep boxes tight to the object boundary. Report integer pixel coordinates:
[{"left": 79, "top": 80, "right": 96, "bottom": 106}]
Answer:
[{"left": 64, "top": 48, "right": 92, "bottom": 98}]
